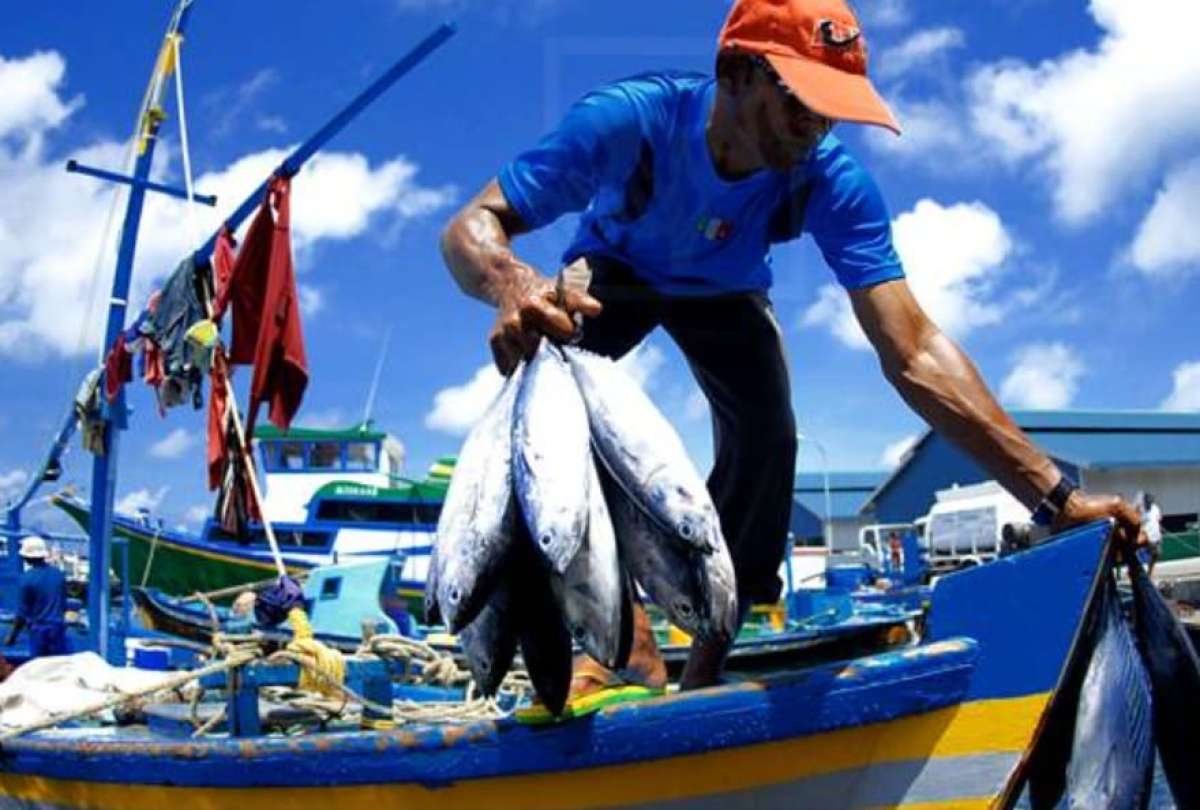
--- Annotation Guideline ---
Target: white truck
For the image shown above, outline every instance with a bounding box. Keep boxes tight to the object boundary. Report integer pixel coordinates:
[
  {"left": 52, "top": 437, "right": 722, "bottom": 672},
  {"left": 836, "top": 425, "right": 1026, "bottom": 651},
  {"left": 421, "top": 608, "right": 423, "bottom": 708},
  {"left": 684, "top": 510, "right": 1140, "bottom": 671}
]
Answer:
[{"left": 920, "top": 481, "right": 1032, "bottom": 574}]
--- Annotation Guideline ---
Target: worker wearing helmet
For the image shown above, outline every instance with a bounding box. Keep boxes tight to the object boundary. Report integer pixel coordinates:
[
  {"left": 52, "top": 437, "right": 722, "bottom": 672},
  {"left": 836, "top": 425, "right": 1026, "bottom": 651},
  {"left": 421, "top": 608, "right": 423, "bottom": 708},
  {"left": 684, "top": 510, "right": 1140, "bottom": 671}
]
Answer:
[{"left": 4, "top": 535, "right": 68, "bottom": 658}]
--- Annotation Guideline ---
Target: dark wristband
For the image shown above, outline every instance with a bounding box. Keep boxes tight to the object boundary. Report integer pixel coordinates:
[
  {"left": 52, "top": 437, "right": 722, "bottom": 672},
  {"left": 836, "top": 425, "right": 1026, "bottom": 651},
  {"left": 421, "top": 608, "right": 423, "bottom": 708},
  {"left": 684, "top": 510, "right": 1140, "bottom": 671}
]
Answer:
[{"left": 1031, "top": 475, "right": 1078, "bottom": 526}]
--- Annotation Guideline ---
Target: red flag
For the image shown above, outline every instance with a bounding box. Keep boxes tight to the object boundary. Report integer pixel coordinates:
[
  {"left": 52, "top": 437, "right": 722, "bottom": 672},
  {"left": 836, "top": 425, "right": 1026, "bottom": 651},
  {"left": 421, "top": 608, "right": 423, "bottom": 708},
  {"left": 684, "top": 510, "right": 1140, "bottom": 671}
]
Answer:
[{"left": 221, "top": 175, "right": 308, "bottom": 437}]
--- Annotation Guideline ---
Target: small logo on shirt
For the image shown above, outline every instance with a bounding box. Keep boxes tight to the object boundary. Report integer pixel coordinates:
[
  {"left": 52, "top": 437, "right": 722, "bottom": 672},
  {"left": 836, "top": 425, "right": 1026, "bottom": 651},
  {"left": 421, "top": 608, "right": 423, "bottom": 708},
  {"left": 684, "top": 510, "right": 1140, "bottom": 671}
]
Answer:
[{"left": 697, "top": 216, "right": 734, "bottom": 241}]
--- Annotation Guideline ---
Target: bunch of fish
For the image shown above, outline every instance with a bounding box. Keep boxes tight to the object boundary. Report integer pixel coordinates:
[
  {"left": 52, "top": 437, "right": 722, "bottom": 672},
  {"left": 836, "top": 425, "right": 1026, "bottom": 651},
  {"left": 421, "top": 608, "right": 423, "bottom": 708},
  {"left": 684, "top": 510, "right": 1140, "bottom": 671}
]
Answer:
[{"left": 427, "top": 340, "right": 737, "bottom": 714}]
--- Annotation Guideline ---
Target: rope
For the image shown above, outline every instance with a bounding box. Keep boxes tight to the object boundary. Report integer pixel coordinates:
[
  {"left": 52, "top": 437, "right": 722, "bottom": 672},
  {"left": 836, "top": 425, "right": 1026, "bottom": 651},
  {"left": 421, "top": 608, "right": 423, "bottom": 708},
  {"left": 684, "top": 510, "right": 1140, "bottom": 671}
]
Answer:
[
  {"left": 170, "top": 34, "right": 201, "bottom": 247},
  {"left": 284, "top": 607, "right": 346, "bottom": 699},
  {"left": 140, "top": 525, "right": 162, "bottom": 587}
]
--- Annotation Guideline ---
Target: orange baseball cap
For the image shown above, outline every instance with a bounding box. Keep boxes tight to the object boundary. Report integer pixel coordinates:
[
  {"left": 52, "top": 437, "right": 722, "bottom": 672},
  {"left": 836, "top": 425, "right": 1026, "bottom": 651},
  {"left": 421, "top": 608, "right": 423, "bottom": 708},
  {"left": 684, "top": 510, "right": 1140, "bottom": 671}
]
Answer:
[{"left": 718, "top": 0, "right": 901, "bottom": 134}]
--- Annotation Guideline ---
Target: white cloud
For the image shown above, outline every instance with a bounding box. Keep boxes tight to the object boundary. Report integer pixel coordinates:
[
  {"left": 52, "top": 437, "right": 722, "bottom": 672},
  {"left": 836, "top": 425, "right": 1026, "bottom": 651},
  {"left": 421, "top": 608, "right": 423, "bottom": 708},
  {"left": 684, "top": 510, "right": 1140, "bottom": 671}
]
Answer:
[
  {"left": 184, "top": 505, "right": 210, "bottom": 525},
  {"left": 1128, "top": 158, "right": 1200, "bottom": 278},
  {"left": 683, "top": 388, "right": 709, "bottom": 423},
  {"left": 999, "top": 342, "right": 1085, "bottom": 409},
  {"left": 876, "top": 27, "right": 965, "bottom": 81},
  {"left": 968, "top": 0, "right": 1200, "bottom": 225},
  {"left": 880, "top": 434, "right": 918, "bottom": 468},
  {"left": 298, "top": 284, "right": 324, "bottom": 317},
  {"left": 863, "top": 97, "right": 967, "bottom": 161},
  {"left": 856, "top": 0, "right": 910, "bottom": 30},
  {"left": 1161, "top": 361, "right": 1200, "bottom": 412},
  {"left": 0, "top": 468, "right": 30, "bottom": 502},
  {"left": 0, "top": 51, "right": 80, "bottom": 146},
  {"left": 0, "top": 49, "right": 456, "bottom": 359},
  {"left": 802, "top": 199, "right": 1012, "bottom": 350},
  {"left": 202, "top": 69, "right": 279, "bottom": 138},
  {"left": 148, "top": 428, "right": 195, "bottom": 460},
  {"left": 115, "top": 486, "right": 169, "bottom": 515},
  {"left": 424, "top": 364, "right": 505, "bottom": 436},
  {"left": 616, "top": 344, "right": 664, "bottom": 389},
  {"left": 294, "top": 407, "right": 349, "bottom": 430}
]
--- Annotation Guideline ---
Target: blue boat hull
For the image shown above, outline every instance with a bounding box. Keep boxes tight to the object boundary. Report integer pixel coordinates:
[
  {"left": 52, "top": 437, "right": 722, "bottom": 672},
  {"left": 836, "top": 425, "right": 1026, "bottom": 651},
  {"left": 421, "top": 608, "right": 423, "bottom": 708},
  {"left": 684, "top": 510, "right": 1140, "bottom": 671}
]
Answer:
[{"left": 0, "top": 521, "right": 1113, "bottom": 810}]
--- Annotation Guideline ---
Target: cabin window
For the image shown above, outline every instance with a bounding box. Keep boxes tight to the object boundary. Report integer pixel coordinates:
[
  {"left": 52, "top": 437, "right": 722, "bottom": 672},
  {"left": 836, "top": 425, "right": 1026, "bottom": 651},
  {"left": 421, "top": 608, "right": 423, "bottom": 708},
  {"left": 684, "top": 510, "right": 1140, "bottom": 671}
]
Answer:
[
  {"left": 278, "top": 442, "right": 306, "bottom": 470},
  {"left": 320, "top": 577, "right": 342, "bottom": 600},
  {"left": 308, "top": 441, "right": 343, "bottom": 470},
  {"left": 345, "top": 442, "right": 378, "bottom": 471},
  {"left": 314, "top": 498, "right": 441, "bottom": 525}
]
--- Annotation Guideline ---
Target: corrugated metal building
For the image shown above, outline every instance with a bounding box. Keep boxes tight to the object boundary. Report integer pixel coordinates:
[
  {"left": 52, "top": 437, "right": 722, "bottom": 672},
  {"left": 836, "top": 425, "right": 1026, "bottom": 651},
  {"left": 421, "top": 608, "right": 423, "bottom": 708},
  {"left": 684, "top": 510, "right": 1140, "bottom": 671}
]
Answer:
[
  {"left": 792, "top": 472, "right": 887, "bottom": 551},
  {"left": 860, "top": 410, "right": 1200, "bottom": 530}
]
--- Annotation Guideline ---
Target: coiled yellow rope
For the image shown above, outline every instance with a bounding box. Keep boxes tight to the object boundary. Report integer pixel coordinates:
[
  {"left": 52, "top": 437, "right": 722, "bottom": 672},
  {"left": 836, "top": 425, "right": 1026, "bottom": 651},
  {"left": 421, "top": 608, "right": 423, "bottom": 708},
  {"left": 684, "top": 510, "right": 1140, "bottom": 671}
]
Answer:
[{"left": 285, "top": 607, "right": 345, "bottom": 698}]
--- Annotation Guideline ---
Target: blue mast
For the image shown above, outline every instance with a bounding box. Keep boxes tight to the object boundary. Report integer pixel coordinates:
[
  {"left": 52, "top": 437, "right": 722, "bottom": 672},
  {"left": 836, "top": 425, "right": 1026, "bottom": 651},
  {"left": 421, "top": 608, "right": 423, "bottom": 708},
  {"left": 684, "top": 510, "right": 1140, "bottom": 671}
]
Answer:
[
  {"left": 74, "top": 5, "right": 454, "bottom": 662},
  {"left": 87, "top": 1, "right": 196, "bottom": 661}
]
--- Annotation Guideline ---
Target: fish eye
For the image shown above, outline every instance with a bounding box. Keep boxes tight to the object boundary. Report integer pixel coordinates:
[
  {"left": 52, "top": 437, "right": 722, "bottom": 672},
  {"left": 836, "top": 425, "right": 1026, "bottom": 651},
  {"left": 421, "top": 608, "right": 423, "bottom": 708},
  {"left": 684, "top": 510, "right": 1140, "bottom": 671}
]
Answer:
[
  {"left": 449, "top": 587, "right": 462, "bottom": 604},
  {"left": 676, "top": 601, "right": 694, "bottom": 617},
  {"left": 677, "top": 522, "right": 694, "bottom": 540},
  {"left": 539, "top": 533, "right": 554, "bottom": 547}
]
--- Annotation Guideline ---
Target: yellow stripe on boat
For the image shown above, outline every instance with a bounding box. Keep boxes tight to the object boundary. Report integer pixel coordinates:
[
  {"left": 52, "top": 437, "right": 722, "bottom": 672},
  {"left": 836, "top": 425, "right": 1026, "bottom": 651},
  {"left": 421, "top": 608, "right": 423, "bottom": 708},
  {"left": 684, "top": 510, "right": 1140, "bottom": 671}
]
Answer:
[{"left": 0, "top": 692, "right": 1048, "bottom": 810}]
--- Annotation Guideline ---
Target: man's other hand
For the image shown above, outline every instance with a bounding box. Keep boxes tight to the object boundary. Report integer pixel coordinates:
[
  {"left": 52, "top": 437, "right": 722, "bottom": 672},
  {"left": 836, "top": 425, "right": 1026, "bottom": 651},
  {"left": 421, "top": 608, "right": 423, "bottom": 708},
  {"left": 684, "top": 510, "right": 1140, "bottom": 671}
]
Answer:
[
  {"left": 1053, "top": 490, "right": 1142, "bottom": 550},
  {"left": 489, "top": 272, "right": 602, "bottom": 374}
]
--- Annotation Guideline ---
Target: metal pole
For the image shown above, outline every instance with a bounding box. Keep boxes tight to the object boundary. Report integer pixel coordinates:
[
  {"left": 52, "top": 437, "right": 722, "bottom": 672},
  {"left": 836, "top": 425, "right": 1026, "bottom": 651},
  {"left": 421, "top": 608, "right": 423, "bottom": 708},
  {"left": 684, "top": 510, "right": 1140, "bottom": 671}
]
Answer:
[
  {"left": 193, "top": 23, "right": 456, "bottom": 263},
  {"left": 87, "top": 4, "right": 195, "bottom": 662}
]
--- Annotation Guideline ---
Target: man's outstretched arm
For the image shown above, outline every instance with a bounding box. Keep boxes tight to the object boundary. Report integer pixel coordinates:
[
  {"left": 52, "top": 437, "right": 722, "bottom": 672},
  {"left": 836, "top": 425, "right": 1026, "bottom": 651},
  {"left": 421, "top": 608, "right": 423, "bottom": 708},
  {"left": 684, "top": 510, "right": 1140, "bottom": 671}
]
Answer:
[
  {"left": 440, "top": 179, "right": 601, "bottom": 373},
  {"left": 850, "top": 278, "right": 1140, "bottom": 541}
]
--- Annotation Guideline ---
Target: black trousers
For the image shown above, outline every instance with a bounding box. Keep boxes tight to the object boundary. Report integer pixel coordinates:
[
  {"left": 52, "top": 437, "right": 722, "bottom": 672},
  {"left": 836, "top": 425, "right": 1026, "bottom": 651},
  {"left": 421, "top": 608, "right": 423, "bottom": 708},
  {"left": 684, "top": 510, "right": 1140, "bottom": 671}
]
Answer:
[{"left": 577, "top": 257, "right": 798, "bottom": 605}]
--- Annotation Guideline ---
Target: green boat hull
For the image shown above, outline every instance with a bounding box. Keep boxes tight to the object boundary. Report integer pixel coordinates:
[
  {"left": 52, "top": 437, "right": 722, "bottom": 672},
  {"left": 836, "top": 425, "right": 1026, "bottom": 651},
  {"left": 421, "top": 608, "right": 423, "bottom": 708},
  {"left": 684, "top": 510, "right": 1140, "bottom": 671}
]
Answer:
[{"left": 55, "top": 497, "right": 307, "bottom": 600}]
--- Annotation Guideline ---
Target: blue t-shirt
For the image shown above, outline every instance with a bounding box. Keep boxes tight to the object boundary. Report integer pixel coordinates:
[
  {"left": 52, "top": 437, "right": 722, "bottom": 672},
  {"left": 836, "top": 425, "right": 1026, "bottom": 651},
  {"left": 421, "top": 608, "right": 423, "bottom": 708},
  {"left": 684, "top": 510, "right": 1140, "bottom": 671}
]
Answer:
[
  {"left": 498, "top": 72, "right": 904, "bottom": 295},
  {"left": 18, "top": 564, "right": 67, "bottom": 625}
]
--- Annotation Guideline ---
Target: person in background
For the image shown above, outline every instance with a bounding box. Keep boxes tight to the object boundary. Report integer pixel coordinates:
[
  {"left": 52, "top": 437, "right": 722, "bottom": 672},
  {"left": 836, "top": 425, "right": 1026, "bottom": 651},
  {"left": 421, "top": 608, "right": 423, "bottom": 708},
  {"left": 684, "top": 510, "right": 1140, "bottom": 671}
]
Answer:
[
  {"left": 888, "top": 531, "right": 903, "bottom": 573},
  {"left": 4, "top": 536, "right": 68, "bottom": 658},
  {"left": 1141, "top": 492, "right": 1163, "bottom": 578}
]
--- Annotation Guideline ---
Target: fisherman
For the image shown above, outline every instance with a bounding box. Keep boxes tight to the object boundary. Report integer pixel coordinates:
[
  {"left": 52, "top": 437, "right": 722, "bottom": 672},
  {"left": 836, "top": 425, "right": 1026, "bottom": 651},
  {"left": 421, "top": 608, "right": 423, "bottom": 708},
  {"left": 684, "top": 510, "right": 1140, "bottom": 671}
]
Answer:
[
  {"left": 440, "top": 0, "right": 1142, "bottom": 692},
  {"left": 4, "top": 536, "right": 68, "bottom": 658}
]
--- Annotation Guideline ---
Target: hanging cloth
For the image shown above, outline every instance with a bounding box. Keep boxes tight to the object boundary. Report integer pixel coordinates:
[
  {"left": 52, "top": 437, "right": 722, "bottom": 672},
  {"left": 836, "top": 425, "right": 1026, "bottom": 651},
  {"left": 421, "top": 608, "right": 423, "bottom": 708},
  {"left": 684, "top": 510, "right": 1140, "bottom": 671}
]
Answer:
[
  {"left": 102, "top": 333, "right": 133, "bottom": 404},
  {"left": 210, "top": 226, "right": 237, "bottom": 322},
  {"left": 206, "top": 350, "right": 230, "bottom": 492},
  {"left": 222, "top": 175, "right": 308, "bottom": 438}
]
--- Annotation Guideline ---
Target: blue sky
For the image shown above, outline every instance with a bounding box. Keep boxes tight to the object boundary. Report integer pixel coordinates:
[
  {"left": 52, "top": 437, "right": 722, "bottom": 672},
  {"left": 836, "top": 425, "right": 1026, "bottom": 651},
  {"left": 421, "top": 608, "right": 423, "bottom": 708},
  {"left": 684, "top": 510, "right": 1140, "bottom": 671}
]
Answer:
[{"left": 1, "top": 0, "right": 1198, "bottom": 534}]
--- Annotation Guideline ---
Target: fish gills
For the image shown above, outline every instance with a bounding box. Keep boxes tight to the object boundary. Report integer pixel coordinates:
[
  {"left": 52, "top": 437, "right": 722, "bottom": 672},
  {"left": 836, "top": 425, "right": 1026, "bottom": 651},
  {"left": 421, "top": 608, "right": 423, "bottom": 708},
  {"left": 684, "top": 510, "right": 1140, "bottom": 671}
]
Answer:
[
  {"left": 602, "top": 466, "right": 733, "bottom": 642},
  {"left": 512, "top": 341, "right": 591, "bottom": 575},
  {"left": 434, "top": 365, "right": 523, "bottom": 632},
  {"left": 564, "top": 346, "right": 719, "bottom": 554}
]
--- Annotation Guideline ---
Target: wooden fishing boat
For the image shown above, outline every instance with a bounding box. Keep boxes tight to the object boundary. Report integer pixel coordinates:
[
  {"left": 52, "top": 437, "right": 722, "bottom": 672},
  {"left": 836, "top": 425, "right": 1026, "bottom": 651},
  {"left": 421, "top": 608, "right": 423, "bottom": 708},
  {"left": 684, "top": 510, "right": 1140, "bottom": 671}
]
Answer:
[
  {"left": 0, "top": 519, "right": 1113, "bottom": 809},
  {"left": 52, "top": 426, "right": 453, "bottom": 612}
]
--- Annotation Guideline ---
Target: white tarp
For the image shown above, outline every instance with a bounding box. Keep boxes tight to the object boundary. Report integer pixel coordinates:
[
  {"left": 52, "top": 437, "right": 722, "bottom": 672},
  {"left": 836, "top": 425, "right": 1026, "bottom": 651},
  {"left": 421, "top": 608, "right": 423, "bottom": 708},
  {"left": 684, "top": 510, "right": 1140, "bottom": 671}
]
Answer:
[{"left": 0, "top": 652, "right": 173, "bottom": 730}]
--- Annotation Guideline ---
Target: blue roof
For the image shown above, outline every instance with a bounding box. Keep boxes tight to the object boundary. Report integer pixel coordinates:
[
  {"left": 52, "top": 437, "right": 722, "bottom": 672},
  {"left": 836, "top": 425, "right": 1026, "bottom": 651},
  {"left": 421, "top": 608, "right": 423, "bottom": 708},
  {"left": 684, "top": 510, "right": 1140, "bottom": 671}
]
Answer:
[
  {"left": 794, "top": 471, "right": 887, "bottom": 491},
  {"left": 860, "top": 409, "right": 1200, "bottom": 523},
  {"left": 791, "top": 471, "right": 886, "bottom": 536},
  {"left": 1012, "top": 410, "right": 1200, "bottom": 468}
]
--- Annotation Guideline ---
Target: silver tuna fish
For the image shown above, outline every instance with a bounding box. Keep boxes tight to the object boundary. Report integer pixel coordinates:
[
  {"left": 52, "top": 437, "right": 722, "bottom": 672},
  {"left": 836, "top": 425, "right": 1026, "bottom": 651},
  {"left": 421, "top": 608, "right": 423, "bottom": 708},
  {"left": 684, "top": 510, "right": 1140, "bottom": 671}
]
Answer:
[
  {"left": 434, "top": 364, "right": 524, "bottom": 632},
  {"left": 563, "top": 346, "right": 719, "bottom": 553},
  {"left": 549, "top": 458, "right": 629, "bottom": 669},
  {"left": 1066, "top": 583, "right": 1153, "bottom": 810},
  {"left": 602, "top": 468, "right": 737, "bottom": 642},
  {"left": 512, "top": 341, "right": 591, "bottom": 575},
  {"left": 459, "top": 579, "right": 520, "bottom": 697}
]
